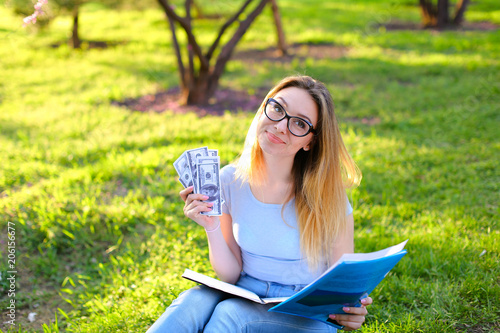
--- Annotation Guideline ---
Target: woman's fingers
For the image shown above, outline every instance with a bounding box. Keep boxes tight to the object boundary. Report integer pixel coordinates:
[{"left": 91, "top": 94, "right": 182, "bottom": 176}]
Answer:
[
  {"left": 328, "top": 302, "right": 370, "bottom": 331},
  {"left": 361, "top": 297, "right": 373, "bottom": 306},
  {"left": 181, "top": 186, "right": 211, "bottom": 207},
  {"left": 187, "top": 194, "right": 209, "bottom": 204},
  {"left": 180, "top": 186, "right": 215, "bottom": 227},
  {"left": 184, "top": 198, "right": 213, "bottom": 219},
  {"left": 343, "top": 306, "right": 368, "bottom": 316},
  {"left": 329, "top": 313, "right": 365, "bottom": 323},
  {"left": 184, "top": 194, "right": 211, "bottom": 210},
  {"left": 185, "top": 200, "right": 213, "bottom": 215},
  {"left": 179, "top": 186, "right": 193, "bottom": 201},
  {"left": 334, "top": 319, "right": 364, "bottom": 331},
  {"left": 329, "top": 314, "right": 365, "bottom": 331},
  {"left": 182, "top": 190, "right": 210, "bottom": 206},
  {"left": 179, "top": 186, "right": 197, "bottom": 202}
]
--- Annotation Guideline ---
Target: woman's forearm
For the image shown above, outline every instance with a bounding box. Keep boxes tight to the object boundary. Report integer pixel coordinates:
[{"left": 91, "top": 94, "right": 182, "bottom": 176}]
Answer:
[
  {"left": 180, "top": 187, "right": 242, "bottom": 283},
  {"left": 206, "top": 226, "right": 242, "bottom": 284}
]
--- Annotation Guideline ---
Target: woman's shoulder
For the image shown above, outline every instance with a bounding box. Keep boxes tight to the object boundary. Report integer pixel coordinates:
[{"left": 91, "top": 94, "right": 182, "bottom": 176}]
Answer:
[
  {"left": 221, "top": 163, "right": 236, "bottom": 175},
  {"left": 220, "top": 164, "right": 238, "bottom": 183}
]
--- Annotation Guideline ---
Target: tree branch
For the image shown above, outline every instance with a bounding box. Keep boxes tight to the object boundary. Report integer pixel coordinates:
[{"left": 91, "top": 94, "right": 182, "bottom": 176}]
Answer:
[
  {"left": 453, "top": 0, "right": 470, "bottom": 25},
  {"left": 209, "top": 0, "right": 269, "bottom": 94},
  {"left": 156, "top": 0, "right": 209, "bottom": 69},
  {"left": 166, "top": 13, "right": 186, "bottom": 88},
  {"left": 205, "top": 0, "right": 254, "bottom": 61},
  {"left": 270, "top": 0, "right": 287, "bottom": 56},
  {"left": 185, "top": 0, "right": 195, "bottom": 83}
]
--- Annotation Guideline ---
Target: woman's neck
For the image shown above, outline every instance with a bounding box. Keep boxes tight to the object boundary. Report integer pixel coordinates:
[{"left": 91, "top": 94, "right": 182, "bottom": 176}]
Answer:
[
  {"left": 248, "top": 152, "right": 295, "bottom": 205},
  {"left": 262, "top": 152, "right": 294, "bottom": 186}
]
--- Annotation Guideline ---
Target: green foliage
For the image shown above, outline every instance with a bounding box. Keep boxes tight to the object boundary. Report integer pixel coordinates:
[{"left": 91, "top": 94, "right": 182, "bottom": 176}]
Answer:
[{"left": 0, "top": 0, "right": 499, "bottom": 332}]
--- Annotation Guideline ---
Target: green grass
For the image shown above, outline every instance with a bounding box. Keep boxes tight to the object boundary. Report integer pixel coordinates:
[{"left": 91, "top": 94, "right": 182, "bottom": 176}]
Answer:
[{"left": 0, "top": 0, "right": 499, "bottom": 332}]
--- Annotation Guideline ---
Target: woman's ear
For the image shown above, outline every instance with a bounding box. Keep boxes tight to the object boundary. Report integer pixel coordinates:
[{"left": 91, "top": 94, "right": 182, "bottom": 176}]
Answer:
[{"left": 304, "top": 135, "right": 316, "bottom": 151}]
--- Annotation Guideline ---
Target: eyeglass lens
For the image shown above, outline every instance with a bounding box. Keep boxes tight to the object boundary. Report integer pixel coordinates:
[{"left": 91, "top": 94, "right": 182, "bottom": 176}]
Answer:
[{"left": 265, "top": 99, "right": 311, "bottom": 136}]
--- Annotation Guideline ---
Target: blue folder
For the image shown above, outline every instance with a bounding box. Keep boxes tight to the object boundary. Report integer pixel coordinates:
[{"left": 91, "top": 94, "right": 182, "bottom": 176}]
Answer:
[{"left": 268, "top": 247, "right": 408, "bottom": 329}]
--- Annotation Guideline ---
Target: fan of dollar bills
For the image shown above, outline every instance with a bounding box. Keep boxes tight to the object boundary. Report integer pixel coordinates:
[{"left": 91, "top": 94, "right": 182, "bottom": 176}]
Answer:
[{"left": 173, "top": 147, "right": 222, "bottom": 216}]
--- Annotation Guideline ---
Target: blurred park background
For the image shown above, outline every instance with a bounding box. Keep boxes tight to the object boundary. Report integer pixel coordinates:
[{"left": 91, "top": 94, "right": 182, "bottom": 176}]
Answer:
[{"left": 0, "top": 0, "right": 499, "bottom": 332}]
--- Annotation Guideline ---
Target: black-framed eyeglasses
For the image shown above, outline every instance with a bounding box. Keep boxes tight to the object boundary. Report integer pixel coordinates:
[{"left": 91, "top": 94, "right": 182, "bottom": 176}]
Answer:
[{"left": 264, "top": 98, "right": 316, "bottom": 137}]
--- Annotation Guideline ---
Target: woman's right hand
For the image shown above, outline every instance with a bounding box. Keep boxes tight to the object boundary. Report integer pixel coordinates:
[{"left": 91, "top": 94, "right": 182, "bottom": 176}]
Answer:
[{"left": 180, "top": 186, "right": 218, "bottom": 230}]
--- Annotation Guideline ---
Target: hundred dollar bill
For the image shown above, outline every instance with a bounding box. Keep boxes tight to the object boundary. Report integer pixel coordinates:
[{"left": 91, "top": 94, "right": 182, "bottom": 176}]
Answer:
[
  {"left": 197, "top": 161, "right": 222, "bottom": 216},
  {"left": 196, "top": 155, "right": 225, "bottom": 206},
  {"left": 197, "top": 156, "right": 219, "bottom": 165},
  {"left": 173, "top": 152, "right": 192, "bottom": 188},
  {"left": 186, "top": 147, "right": 209, "bottom": 192}
]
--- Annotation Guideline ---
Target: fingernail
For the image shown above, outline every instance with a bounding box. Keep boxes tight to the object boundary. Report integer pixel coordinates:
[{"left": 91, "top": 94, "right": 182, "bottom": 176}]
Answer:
[
  {"left": 343, "top": 307, "right": 350, "bottom": 312},
  {"left": 329, "top": 315, "right": 336, "bottom": 319},
  {"left": 202, "top": 195, "right": 209, "bottom": 200},
  {"left": 207, "top": 202, "right": 214, "bottom": 206},
  {"left": 361, "top": 299, "right": 367, "bottom": 304}
]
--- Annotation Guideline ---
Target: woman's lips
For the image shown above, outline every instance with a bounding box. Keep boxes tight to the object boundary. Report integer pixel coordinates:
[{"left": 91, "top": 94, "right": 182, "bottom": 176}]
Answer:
[{"left": 266, "top": 131, "right": 286, "bottom": 144}]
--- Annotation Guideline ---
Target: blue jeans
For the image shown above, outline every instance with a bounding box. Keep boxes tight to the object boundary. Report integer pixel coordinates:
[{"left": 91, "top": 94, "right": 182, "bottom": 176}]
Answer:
[{"left": 146, "top": 272, "right": 337, "bottom": 333}]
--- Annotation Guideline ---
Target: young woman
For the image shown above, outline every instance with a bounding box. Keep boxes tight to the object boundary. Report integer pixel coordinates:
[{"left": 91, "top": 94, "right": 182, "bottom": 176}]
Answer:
[{"left": 147, "top": 76, "right": 372, "bottom": 332}]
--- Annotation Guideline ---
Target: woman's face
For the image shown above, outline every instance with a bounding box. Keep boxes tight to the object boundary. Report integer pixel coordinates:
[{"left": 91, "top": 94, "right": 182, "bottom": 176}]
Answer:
[{"left": 256, "top": 86, "right": 318, "bottom": 159}]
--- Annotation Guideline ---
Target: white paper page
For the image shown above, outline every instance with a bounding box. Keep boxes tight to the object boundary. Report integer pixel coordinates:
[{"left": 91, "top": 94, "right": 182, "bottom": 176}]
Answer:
[
  {"left": 182, "top": 269, "right": 265, "bottom": 304},
  {"left": 261, "top": 297, "right": 289, "bottom": 304},
  {"left": 339, "top": 239, "right": 409, "bottom": 263}
]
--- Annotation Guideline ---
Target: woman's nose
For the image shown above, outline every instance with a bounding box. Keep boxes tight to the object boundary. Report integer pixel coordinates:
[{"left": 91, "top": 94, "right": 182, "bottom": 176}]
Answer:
[{"left": 274, "top": 118, "right": 288, "bottom": 134}]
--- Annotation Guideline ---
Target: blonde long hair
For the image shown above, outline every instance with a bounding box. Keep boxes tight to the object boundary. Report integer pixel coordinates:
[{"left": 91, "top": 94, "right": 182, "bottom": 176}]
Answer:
[{"left": 236, "top": 76, "right": 361, "bottom": 268}]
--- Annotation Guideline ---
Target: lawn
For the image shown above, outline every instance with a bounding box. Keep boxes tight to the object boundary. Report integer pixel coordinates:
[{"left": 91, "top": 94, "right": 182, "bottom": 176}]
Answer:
[{"left": 0, "top": 0, "right": 499, "bottom": 332}]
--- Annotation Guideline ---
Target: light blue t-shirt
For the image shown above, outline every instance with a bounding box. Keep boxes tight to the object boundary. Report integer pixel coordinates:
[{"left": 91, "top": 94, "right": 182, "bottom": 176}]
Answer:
[{"left": 220, "top": 165, "right": 353, "bottom": 285}]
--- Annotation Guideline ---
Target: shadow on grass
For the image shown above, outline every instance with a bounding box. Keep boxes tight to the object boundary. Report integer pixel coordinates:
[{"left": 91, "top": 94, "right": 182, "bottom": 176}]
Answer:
[
  {"left": 48, "top": 39, "right": 128, "bottom": 50},
  {"left": 382, "top": 20, "right": 500, "bottom": 32}
]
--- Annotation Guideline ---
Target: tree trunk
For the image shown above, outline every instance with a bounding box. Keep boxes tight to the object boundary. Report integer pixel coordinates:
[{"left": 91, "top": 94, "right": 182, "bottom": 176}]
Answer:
[
  {"left": 71, "top": 7, "right": 81, "bottom": 49},
  {"left": 270, "top": 0, "right": 287, "bottom": 56},
  {"left": 419, "top": 0, "right": 470, "bottom": 28},
  {"left": 182, "top": 68, "right": 212, "bottom": 105},
  {"left": 437, "top": 0, "right": 449, "bottom": 28},
  {"left": 158, "top": 0, "right": 269, "bottom": 106},
  {"left": 453, "top": 0, "right": 470, "bottom": 25},
  {"left": 419, "top": 0, "right": 437, "bottom": 27},
  {"left": 186, "top": 0, "right": 269, "bottom": 105}
]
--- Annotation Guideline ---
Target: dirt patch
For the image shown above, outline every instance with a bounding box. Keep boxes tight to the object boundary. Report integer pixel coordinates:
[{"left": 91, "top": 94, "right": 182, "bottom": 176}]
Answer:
[
  {"left": 233, "top": 42, "right": 349, "bottom": 63},
  {"left": 455, "top": 321, "right": 500, "bottom": 332},
  {"left": 0, "top": 250, "right": 71, "bottom": 332},
  {"left": 112, "top": 42, "right": 349, "bottom": 116},
  {"left": 111, "top": 86, "right": 267, "bottom": 116},
  {"left": 49, "top": 40, "right": 126, "bottom": 49},
  {"left": 344, "top": 117, "right": 381, "bottom": 126},
  {"left": 111, "top": 86, "right": 381, "bottom": 127},
  {"left": 382, "top": 20, "right": 499, "bottom": 31}
]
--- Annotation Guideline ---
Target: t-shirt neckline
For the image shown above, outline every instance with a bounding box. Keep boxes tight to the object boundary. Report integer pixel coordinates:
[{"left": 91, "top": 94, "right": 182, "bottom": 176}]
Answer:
[{"left": 245, "top": 182, "right": 294, "bottom": 208}]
